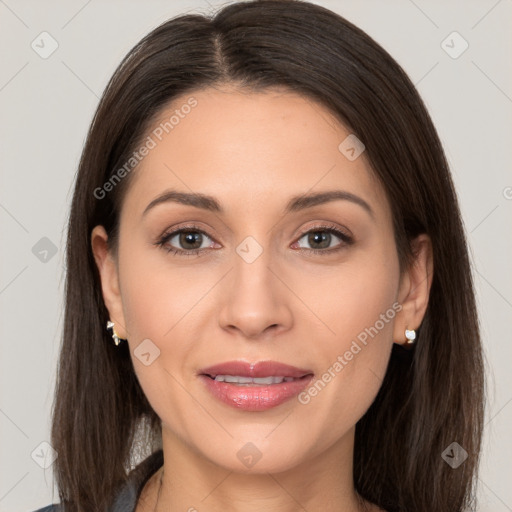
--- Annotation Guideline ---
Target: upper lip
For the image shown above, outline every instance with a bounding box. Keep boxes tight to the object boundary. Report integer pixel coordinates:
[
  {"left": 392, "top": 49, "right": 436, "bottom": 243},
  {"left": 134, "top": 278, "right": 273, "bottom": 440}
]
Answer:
[{"left": 199, "top": 360, "right": 314, "bottom": 379}]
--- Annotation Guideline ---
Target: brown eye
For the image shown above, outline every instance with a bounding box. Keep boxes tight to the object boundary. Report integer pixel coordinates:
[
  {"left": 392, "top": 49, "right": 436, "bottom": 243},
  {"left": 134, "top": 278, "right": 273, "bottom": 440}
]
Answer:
[
  {"left": 155, "top": 225, "right": 216, "bottom": 256},
  {"left": 174, "top": 231, "right": 204, "bottom": 251},
  {"left": 293, "top": 225, "right": 353, "bottom": 254}
]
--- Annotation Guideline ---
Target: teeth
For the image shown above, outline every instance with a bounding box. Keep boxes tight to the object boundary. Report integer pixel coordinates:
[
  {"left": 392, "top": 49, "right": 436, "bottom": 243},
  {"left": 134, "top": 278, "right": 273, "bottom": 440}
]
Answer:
[{"left": 212, "top": 375, "right": 296, "bottom": 385}]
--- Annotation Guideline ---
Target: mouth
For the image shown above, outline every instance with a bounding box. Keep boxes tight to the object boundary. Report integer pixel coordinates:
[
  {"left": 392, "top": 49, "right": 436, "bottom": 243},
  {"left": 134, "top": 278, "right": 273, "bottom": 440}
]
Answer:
[
  {"left": 198, "top": 360, "right": 313, "bottom": 379},
  {"left": 198, "top": 360, "right": 314, "bottom": 411},
  {"left": 204, "top": 374, "right": 305, "bottom": 385}
]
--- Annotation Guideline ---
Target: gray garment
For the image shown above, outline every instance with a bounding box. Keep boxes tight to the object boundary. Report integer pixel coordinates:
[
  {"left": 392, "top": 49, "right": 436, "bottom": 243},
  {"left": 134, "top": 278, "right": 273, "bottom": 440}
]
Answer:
[{"left": 31, "top": 449, "right": 164, "bottom": 512}]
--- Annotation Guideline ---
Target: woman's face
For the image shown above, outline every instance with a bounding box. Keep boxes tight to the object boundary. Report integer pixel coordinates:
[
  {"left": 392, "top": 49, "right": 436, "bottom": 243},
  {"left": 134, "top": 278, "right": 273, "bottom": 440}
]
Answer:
[{"left": 93, "top": 86, "right": 414, "bottom": 474}]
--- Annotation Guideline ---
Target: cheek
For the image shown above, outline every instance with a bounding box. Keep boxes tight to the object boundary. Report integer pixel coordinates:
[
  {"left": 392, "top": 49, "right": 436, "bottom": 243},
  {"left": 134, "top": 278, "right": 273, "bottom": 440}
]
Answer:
[
  {"left": 296, "top": 250, "right": 399, "bottom": 419},
  {"left": 117, "top": 240, "right": 205, "bottom": 341},
  {"left": 117, "top": 245, "right": 196, "bottom": 429},
  {"left": 300, "top": 249, "right": 399, "bottom": 348},
  {"left": 116, "top": 241, "right": 211, "bottom": 407}
]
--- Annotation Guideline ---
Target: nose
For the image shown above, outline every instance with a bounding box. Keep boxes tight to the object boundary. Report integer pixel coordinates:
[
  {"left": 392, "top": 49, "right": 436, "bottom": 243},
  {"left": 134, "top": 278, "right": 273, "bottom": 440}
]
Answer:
[{"left": 218, "top": 247, "right": 293, "bottom": 340}]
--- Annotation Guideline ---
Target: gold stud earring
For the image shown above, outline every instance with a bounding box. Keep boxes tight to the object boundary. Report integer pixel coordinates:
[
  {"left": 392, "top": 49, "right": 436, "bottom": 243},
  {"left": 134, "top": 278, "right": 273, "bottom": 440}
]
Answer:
[{"left": 106, "top": 320, "right": 126, "bottom": 346}]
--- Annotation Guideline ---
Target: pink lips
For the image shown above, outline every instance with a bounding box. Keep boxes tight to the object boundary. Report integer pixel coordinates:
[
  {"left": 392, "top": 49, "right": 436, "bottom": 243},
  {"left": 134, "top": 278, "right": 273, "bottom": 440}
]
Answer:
[{"left": 198, "top": 360, "right": 314, "bottom": 411}]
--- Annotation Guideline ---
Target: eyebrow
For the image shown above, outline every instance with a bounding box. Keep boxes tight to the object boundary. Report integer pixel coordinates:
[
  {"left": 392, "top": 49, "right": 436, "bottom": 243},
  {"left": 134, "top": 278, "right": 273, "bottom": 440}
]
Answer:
[{"left": 142, "top": 189, "right": 374, "bottom": 219}]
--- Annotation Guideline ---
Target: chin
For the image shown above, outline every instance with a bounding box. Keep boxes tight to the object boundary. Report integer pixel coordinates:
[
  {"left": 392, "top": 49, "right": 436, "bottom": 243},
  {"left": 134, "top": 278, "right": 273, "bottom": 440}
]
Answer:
[{"left": 195, "top": 433, "right": 310, "bottom": 474}]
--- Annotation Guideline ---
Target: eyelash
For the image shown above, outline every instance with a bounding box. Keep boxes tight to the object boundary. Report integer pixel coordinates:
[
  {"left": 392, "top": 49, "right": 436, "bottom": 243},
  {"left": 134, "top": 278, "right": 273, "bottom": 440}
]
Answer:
[{"left": 154, "top": 223, "right": 354, "bottom": 257}]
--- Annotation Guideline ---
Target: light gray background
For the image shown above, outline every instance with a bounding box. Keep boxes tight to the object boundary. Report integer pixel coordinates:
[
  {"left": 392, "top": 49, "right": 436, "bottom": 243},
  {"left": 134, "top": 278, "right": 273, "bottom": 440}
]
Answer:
[{"left": 1, "top": 0, "right": 511, "bottom": 510}]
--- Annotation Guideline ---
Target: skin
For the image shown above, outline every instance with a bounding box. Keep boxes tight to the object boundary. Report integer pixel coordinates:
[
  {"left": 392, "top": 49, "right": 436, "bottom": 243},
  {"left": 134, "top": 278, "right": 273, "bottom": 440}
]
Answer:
[{"left": 91, "top": 85, "right": 433, "bottom": 512}]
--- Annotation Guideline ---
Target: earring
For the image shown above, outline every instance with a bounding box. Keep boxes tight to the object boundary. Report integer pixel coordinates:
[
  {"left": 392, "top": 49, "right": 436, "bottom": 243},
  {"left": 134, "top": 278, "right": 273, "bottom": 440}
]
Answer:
[
  {"left": 404, "top": 328, "right": 416, "bottom": 346},
  {"left": 106, "top": 320, "right": 126, "bottom": 346}
]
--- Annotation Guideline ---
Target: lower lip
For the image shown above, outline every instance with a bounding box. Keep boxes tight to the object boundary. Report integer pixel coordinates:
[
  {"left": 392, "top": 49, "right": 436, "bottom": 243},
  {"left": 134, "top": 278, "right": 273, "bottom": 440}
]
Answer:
[{"left": 199, "top": 374, "right": 314, "bottom": 411}]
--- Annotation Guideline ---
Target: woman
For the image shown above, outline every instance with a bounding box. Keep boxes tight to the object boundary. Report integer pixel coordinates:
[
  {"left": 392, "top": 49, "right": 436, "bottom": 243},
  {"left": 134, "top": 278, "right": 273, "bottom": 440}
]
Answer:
[{"left": 34, "top": 0, "right": 485, "bottom": 510}]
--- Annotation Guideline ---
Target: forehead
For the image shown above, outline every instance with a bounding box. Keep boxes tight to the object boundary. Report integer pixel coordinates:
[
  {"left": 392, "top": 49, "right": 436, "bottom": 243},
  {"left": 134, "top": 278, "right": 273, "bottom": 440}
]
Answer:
[{"left": 121, "top": 87, "right": 389, "bottom": 223}]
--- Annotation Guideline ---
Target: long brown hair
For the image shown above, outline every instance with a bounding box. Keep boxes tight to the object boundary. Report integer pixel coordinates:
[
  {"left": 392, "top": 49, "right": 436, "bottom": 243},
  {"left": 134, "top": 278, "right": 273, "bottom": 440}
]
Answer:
[{"left": 51, "top": 1, "right": 485, "bottom": 510}]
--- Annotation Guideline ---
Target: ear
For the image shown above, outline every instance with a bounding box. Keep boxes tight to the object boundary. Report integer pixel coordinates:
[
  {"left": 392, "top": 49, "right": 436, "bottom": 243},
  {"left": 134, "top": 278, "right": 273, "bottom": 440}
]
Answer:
[
  {"left": 90, "top": 225, "right": 128, "bottom": 339},
  {"left": 393, "top": 233, "right": 434, "bottom": 345}
]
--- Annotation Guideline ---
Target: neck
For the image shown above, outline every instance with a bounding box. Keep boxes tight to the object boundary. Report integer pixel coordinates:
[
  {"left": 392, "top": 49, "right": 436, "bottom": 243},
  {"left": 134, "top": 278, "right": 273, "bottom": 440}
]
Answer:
[{"left": 145, "top": 425, "right": 373, "bottom": 512}]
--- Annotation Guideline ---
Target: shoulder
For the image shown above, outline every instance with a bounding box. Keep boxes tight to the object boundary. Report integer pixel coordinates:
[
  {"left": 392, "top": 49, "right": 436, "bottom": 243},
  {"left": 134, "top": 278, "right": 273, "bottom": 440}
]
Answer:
[{"left": 29, "top": 450, "right": 163, "bottom": 512}]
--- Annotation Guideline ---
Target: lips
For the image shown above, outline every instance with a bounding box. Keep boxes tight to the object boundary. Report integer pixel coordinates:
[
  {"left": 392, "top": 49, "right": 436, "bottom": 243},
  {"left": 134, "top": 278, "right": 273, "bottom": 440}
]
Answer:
[
  {"left": 199, "top": 360, "right": 313, "bottom": 379},
  {"left": 198, "top": 360, "right": 314, "bottom": 411}
]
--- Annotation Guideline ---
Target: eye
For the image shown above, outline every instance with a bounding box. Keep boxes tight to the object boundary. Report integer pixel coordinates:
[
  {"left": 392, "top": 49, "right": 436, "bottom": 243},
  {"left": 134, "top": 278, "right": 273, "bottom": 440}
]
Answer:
[
  {"left": 154, "top": 225, "right": 217, "bottom": 257},
  {"left": 154, "top": 222, "right": 354, "bottom": 257},
  {"left": 292, "top": 224, "right": 354, "bottom": 254}
]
